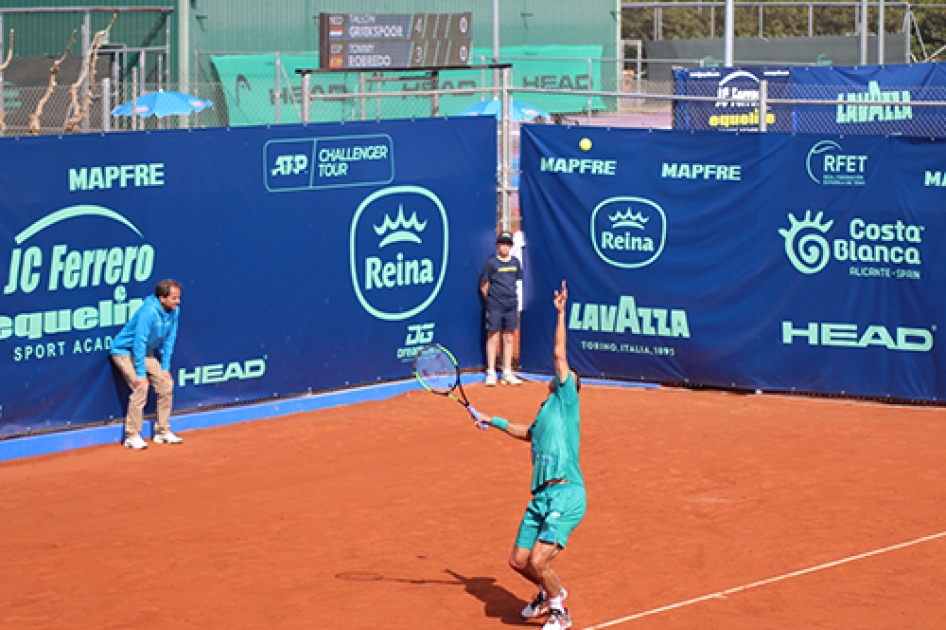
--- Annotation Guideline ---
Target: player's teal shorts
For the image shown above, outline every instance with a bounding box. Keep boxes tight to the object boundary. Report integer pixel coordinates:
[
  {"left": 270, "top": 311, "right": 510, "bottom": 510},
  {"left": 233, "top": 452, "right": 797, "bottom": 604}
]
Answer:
[{"left": 515, "top": 483, "right": 587, "bottom": 549}]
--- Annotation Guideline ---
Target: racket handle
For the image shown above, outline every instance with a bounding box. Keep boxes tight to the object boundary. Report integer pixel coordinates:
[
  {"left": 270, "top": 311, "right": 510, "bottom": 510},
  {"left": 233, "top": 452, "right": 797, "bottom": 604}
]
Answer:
[{"left": 467, "top": 406, "right": 489, "bottom": 430}]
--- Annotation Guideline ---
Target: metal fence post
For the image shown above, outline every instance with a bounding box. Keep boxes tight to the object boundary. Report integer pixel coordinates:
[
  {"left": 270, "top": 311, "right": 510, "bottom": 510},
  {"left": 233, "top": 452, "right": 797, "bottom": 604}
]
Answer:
[
  {"left": 102, "top": 78, "right": 110, "bottom": 132},
  {"left": 275, "top": 52, "right": 281, "bottom": 124},
  {"left": 500, "top": 66, "right": 512, "bottom": 231},
  {"left": 587, "top": 57, "right": 593, "bottom": 125},
  {"left": 759, "top": 80, "right": 768, "bottom": 132},
  {"left": 132, "top": 66, "right": 138, "bottom": 131},
  {"left": 301, "top": 73, "right": 310, "bottom": 124}
]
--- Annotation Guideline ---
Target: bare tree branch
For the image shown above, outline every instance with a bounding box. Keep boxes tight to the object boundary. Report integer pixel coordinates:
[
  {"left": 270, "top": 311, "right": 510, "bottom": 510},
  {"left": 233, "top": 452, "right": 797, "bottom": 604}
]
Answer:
[
  {"left": 65, "top": 13, "right": 117, "bottom": 134},
  {"left": 0, "top": 30, "right": 15, "bottom": 135},
  {"left": 29, "top": 29, "right": 76, "bottom": 136}
]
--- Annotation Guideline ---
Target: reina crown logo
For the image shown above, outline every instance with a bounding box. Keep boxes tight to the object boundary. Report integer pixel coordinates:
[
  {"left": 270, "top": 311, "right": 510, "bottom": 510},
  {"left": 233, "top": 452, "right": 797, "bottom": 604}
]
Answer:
[
  {"left": 591, "top": 197, "right": 666, "bottom": 269},
  {"left": 350, "top": 186, "right": 448, "bottom": 321}
]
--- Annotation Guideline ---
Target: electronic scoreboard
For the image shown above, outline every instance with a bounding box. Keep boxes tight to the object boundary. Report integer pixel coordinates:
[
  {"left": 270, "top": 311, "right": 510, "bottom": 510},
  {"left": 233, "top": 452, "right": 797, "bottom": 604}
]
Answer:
[{"left": 318, "top": 13, "right": 473, "bottom": 70}]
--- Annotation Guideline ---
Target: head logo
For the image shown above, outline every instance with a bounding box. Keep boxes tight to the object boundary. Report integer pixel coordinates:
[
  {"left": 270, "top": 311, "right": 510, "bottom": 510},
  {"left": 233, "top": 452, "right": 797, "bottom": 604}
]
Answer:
[
  {"left": 806, "top": 140, "right": 868, "bottom": 186},
  {"left": 778, "top": 210, "right": 834, "bottom": 275},
  {"left": 591, "top": 197, "right": 666, "bottom": 269},
  {"left": 350, "top": 186, "right": 448, "bottom": 321}
]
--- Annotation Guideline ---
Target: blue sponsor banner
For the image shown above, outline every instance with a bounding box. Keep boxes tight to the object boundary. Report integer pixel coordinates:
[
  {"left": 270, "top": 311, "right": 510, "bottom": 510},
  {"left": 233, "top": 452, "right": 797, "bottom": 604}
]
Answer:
[
  {"left": 675, "top": 62, "right": 946, "bottom": 137},
  {"left": 518, "top": 125, "right": 946, "bottom": 401},
  {"left": 673, "top": 66, "right": 793, "bottom": 132},
  {"left": 0, "top": 117, "right": 497, "bottom": 437},
  {"left": 791, "top": 62, "right": 946, "bottom": 136}
]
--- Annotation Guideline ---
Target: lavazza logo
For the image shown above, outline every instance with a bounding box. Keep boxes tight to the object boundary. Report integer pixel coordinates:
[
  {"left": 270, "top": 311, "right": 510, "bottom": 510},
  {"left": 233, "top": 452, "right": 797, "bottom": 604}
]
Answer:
[
  {"left": 349, "top": 186, "right": 448, "bottom": 360},
  {"left": 778, "top": 210, "right": 932, "bottom": 353},
  {"left": 590, "top": 196, "right": 666, "bottom": 269}
]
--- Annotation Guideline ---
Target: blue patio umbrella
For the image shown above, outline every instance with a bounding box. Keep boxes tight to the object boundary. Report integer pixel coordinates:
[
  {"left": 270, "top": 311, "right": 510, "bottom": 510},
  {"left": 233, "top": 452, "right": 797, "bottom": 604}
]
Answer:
[
  {"left": 111, "top": 90, "right": 213, "bottom": 118},
  {"left": 457, "top": 98, "right": 549, "bottom": 122}
]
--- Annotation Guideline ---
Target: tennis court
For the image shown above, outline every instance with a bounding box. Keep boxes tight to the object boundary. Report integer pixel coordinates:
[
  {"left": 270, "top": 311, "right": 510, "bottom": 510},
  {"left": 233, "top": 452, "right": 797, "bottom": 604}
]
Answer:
[{"left": 2, "top": 380, "right": 945, "bottom": 629}]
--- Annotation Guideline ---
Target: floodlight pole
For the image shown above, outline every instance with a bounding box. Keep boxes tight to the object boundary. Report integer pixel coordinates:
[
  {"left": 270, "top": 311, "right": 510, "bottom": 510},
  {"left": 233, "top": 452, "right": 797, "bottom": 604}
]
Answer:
[
  {"left": 724, "top": 0, "right": 734, "bottom": 66},
  {"left": 860, "top": 0, "right": 868, "bottom": 65},
  {"left": 878, "top": 0, "right": 885, "bottom": 63},
  {"left": 492, "top": 0, "right": 500, "bottom": 94}
]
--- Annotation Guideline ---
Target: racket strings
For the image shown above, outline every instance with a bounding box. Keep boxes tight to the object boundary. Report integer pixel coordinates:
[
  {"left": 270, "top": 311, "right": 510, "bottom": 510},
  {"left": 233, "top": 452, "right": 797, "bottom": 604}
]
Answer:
[{"left": 415, "top": 348, "right": 458, "bottom": 394}]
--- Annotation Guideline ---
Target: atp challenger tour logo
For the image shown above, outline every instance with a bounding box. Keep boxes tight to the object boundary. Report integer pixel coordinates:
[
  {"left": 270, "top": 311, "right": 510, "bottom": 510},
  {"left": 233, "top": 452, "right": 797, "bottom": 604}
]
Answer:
[
  {"left": 591, "top": 197, "right": 666, "bottom": 269},
  {"left": 779, "top": 210, "right": 924, "bottom": 279},
  {"left": 350, "top": 186, "right": 448, "bottom": 321},
  {"left": 1, "top": 205, "right": 155, "bottom": 361}
]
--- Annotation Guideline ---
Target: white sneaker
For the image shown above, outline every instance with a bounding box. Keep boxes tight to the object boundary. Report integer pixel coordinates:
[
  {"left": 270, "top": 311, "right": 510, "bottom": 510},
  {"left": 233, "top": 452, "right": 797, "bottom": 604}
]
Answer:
[
  {"left": 522, "top": 587, "right": 567, "bottom": 619},
  {"left": 543, "top": 608, "right": 572, "bottom": 630},
  {"left": 153, "top": 431, "right": 183, "bottom": 445},
  {"left": 123, "top": 435, "right": 148, "bottom": 450},
  {"left": 501, "top": 372, "right": 523, "bottom": 385},
  {"left": 485, "top": 371, "right": 497, "bottom": 386}
]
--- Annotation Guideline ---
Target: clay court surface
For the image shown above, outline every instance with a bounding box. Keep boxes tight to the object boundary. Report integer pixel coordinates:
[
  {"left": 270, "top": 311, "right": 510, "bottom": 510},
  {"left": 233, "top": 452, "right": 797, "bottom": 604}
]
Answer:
[{"left": 2, "top": 381, "right": 945, "bottom": 629}]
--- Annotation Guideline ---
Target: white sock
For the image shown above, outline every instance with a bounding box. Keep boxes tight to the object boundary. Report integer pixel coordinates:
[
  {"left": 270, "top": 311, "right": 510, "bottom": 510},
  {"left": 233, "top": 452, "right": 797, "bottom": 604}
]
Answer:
[{"left": 549, "top": 593, "right": 563, "bottom": 611}]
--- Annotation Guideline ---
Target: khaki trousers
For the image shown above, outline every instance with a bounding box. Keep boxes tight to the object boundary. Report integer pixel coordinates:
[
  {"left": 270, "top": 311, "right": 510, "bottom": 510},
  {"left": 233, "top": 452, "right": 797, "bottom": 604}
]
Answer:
[{"left": 111, "top": 354, "right": 174, "bottom": 438}]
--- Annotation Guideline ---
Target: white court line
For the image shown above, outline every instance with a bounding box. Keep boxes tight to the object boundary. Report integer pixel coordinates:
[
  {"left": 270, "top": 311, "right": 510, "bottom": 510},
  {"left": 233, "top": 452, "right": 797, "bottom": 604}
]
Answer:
[{"left": 582, "top": 530, "right": 946, "bottom": 629}]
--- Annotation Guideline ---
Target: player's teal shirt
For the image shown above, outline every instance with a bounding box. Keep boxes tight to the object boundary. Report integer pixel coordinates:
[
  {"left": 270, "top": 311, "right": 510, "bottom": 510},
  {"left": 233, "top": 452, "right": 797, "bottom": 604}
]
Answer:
[{"left": 529, "top": 371, "right": 583, "bottom": 494}]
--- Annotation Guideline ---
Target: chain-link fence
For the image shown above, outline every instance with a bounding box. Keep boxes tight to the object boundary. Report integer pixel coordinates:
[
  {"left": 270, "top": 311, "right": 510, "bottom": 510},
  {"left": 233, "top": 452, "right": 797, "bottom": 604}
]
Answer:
[
  {"left": 3, "top": 55, "right": 945, "bottom": 231},
  {"left": 6, "top": 54, "right": 946, "bottom": 136}
]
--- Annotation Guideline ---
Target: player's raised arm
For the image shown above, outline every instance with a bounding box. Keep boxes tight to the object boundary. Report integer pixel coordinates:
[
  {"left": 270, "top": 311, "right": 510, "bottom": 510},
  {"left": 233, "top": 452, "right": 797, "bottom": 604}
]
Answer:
[{"left": 552, "top": 280, "right": 569, "bottom": 383}]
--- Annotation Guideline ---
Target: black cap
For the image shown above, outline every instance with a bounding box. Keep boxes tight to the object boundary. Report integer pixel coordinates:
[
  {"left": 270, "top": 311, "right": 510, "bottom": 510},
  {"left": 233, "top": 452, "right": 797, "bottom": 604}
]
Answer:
[{"left": 496, "top": 231, "right": 514, "bottom": 244}]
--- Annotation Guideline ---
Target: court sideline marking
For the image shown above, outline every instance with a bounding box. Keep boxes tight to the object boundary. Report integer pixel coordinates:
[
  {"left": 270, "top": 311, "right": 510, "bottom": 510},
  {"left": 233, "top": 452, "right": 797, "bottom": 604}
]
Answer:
[{"left": 582, "top": 530, "right": 946, "bottom": 629}]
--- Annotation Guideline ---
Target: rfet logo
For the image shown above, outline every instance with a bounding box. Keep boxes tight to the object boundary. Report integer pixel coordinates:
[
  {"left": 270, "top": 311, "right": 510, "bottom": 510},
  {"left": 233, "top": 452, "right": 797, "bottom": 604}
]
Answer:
[
  {"left": 590, "top": 196, "right": 666, "bottom": 269},
  {"left": 350, "top": 186, "right": 448, "bottom": 321},
  {"left": 806, "top": 140, "right": 868, "bottom": 187}
]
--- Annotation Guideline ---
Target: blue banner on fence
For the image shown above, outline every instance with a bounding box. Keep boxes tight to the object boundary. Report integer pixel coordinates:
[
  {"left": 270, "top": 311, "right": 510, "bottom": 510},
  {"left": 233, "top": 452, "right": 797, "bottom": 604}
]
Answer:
[
  {"left": 674, "top": 62, "right": 946, "bottom": 136},
  {"left": 0, "top": 117, "right": 497, "bottom": 437},
  {"left": 790, "top": 62, "right": 946, "bottom": 136},
  {"left": 518, "top": 125, "right": 946, "bottom": 401},
  {"left": 673, "top": 66, "right": 793, "bottom": 132}
]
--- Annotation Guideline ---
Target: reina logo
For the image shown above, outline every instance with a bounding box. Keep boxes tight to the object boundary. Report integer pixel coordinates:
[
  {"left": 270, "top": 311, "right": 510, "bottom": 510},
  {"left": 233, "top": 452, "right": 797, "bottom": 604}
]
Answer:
[
  {"left": 806, "top": 140, "right": 868, "bottom": 187},
  {"left": 349, "top": 186, "right": 448, "bottom": 321},
  {"left": 590, "top": 197, "right": 666, "bottom": 269}
]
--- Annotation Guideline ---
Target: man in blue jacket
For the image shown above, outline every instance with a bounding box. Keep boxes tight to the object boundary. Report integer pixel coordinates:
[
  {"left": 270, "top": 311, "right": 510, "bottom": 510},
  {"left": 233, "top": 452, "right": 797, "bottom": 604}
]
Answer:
[{"left": 110, "top": 279, "right": 182, "bottom": 450}]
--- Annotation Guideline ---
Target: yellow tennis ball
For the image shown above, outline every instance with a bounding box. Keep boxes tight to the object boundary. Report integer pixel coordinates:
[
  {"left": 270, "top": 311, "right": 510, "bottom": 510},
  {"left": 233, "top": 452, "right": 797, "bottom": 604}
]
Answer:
[{"left": 579, "top": 138, "right": 592, "bottom": 151}]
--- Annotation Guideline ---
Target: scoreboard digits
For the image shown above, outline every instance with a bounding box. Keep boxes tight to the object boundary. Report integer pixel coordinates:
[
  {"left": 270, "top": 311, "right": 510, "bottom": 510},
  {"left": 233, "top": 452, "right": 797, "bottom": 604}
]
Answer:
[{"left": 319, "top": 13, "right": 472, "bottom": 70}]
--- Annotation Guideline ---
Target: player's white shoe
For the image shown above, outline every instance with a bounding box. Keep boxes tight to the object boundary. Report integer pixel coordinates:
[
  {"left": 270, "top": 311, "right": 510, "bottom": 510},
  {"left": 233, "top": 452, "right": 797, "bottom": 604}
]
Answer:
[
  {"left": 501, "top": 372, "right": 523, "bottom": 385},
  {"left": 521, "top": 587, "right": 567, "bottom": 619},
  {"left": 543, "top": 608, "right": 572, "bottom": 630},
  {"left": 123, "top": 435, "right": 148, "bottom": 450},
  {"left": 485, "top": 371, "right": 497, "bottom": 386},
  {"left": 153, "top": 431, "right": 183, "bottom": 445}
]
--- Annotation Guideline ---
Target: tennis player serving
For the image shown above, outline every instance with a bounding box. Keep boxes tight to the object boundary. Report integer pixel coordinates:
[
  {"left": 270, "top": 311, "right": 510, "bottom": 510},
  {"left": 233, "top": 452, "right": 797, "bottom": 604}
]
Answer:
[{"left": 472, "top": 280, "right": 585, "bottom": 630}]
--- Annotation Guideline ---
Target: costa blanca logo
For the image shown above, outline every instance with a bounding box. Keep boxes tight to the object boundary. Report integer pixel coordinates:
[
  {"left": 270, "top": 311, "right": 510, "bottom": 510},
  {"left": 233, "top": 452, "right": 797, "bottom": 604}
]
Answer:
[
  {"left": 806, "top": 140, "right": 868, "bottom": 186},
  {"left": 780, "top": 210, "right": 924, "bottom": 277},
  {"left": 1, "top": 204, "right": 156, "bottom": 360},
  {"left": 350, "top": 186, "right": 448, "bottom": 321},
  {"left": 778, "top": 210, "right": 834, "bottom": 275},
  {"left": 591, "top": 197, "right": 666, "bottom": 269}
]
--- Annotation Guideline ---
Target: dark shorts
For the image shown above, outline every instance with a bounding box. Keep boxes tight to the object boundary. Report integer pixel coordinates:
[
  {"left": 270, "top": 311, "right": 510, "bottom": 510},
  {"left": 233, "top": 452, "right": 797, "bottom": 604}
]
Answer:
[{"left": 485, "top": 305, "right": 518, "bottom": 332}]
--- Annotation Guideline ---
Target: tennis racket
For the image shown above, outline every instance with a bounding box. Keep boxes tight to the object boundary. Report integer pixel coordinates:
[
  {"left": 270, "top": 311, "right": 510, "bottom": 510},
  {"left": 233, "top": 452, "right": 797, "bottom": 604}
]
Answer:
[{"left": 413, "top": 344, "right": 486, "bottom": 427}]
